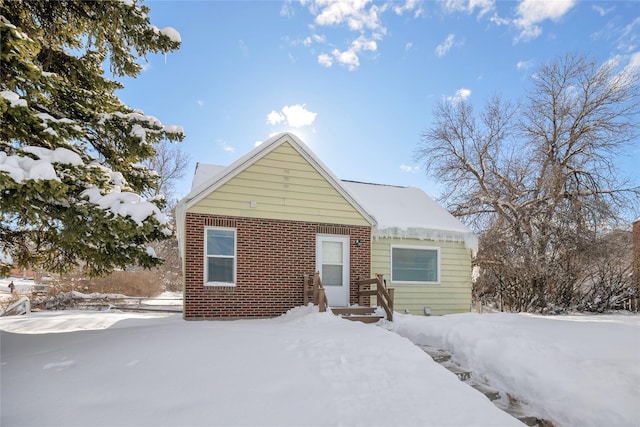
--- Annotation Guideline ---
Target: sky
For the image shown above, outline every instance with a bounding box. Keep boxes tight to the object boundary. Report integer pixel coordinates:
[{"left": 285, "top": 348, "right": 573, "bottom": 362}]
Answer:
[
  {"left": 1, "top": 285, "right": 639, "bottom": 427},
  {"left": 117, "top": 0, "right": 640, "bottom": 218}
]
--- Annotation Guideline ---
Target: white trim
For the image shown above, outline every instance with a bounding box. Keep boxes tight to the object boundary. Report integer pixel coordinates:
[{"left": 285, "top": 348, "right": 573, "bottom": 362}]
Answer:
[
  {"left": 204, "top": 226, "right": 237, "bottom": 287},
  {"left": 390, "top": 244, "right": 441, "bottom": 285},
  {"left": 316, "top": 234, "right": 350, "bottom": 307}
]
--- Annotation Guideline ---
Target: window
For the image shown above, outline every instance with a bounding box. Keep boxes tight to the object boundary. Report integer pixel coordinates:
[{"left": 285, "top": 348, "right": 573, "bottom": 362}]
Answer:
[
  {"left": 391, "top": 246, "right": 439, "bottom": 284},
  {"left": 205, "top": 228, "right": 236, "bottom": 286},
  {"left": 320, "top": 240, "right": 344, "bottom": 287}
]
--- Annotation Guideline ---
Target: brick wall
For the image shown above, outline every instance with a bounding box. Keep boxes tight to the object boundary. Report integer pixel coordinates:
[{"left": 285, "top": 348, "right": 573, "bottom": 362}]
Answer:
[{"left": 184, "top": 213, "right": 371, "bottom": 319}]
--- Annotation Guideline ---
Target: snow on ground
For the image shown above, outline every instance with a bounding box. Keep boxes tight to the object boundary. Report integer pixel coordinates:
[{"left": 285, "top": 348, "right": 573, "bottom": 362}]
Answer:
[
  {"left": 0, "top": 277, "right": 183, "bottom": 308},
  {"left": 0, "top": 307, "right": 520, "bottom": 427},
  {"left": 386, "top": 312, "right": 640, "bottom": 427},
  {"left": 1, "top": 307, "right": 638, "bottom": 427},
  {"left": 141, "top": 291, "right": 183, "bottom": 306},
  {"left": 0, "top": 277, "right": 41, "bottom": 301}
]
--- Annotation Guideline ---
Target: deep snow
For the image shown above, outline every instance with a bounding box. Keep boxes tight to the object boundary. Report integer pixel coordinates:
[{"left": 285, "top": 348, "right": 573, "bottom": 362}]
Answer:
[
  {"left": 1, "top": 303, "right": 638, "bottom": 427},
  {"left": 386, "top": 312, "right": 640, "bottom": 427}
]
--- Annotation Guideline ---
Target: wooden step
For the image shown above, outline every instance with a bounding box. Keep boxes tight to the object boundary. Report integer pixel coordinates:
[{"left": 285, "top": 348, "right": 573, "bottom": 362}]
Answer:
[
  {"left": 340, "top": 315, "right": 384, "bottom": 323},
  {"left": 330, "top": 306, "right": 383, "bottom": 323},
  {"left": 331, "top": 306, "right": 376, "bottom": 316}
]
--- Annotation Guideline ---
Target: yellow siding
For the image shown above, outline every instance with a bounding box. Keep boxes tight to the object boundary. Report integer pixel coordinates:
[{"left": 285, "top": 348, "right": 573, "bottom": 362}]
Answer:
[
  {"left": 189, "top": 142, "right": 370, "bottom": 226},
  {"left": 371, "top": 238, "right": 472, "bottom": 315}
]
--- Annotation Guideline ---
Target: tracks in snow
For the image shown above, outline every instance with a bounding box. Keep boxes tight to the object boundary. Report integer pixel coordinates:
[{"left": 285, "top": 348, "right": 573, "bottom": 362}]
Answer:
[{"left": 419, "top": 345, "right": 555, "bottom": 427}]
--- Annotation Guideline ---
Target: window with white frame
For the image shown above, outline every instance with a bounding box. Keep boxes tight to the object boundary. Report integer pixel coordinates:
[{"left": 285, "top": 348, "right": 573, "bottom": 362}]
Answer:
[
  {"left": 391, "top": 245, "right": 440, "bottom": 283},
  {"left": 205, "top": 227, "right": 236, "bottom": 286}
]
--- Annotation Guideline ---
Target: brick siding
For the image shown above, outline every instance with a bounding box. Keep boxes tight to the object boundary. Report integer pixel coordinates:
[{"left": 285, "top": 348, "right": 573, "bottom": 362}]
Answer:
[{"left": 184, "top": 213, "right": 371, "bottom": 319}]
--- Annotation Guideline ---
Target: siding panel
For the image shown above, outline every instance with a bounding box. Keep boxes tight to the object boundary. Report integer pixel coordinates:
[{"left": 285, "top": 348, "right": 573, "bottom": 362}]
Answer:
[
  {"left": 371, "top": 237, "right": 472, "bottom": 315},
  {"left": 190, "top": 142, "right": 369, "bottom": 226}
]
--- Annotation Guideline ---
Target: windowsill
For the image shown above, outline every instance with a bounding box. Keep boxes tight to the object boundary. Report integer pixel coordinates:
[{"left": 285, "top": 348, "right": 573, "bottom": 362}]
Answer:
[
  {"left": 204, "top": 283, "right": 237, "bottom": 287},
  {"left": 391, "top": 281, "right": 441, "bottom": 286}
]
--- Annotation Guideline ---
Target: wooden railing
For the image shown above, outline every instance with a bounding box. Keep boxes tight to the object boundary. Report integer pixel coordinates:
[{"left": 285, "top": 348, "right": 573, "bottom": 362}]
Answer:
[
  {"left": 357, "top": 274, "right": 394, "bottom": 321},
  {"left": 303, "top": 272, "right": 328, "bottom": 312}
]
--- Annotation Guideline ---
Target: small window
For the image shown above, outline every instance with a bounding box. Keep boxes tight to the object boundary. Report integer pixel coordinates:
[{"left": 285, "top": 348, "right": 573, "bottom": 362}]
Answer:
[
  {"left": 391, "top": 246, "right": 439, "bottom": 284},
  {"left": 205, "top": 228, "right": 236, "bottom": 286}
]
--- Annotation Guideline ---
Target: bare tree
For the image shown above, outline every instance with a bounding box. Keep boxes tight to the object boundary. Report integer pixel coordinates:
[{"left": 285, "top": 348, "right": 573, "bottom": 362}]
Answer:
[
  {"left": 574, "top": 229, "right": 635, "bottom": 313},
  {"left": 142, "top": 141, "right": 190, "bottom": 208},
  {"left": 141, "top": 143, "right": 189, "bottom": 291},
  {"left": 416, "top": 53, "right": 640, "bottom": 311},
  {"left": 86, "top": 142, "right": 190, "bottom": 293}
]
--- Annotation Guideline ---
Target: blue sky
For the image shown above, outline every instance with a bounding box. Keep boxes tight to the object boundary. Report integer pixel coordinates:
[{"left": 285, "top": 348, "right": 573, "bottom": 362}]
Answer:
[{"left": 118, "top": 0, "right": 640, "bottom": 212}]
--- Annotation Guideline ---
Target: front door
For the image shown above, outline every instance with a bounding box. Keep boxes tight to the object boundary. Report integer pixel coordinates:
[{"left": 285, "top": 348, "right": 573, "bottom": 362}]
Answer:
[{"left": 316, "top": 235, "right": 350, "bottom": 307}]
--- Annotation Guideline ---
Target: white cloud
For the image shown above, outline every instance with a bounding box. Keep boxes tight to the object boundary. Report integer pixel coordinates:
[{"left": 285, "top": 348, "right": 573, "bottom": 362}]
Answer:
[
  {"left": 297, "top": 0, "right": 389, "bottom": 71},
  {"left": 592, "top": 5, "right": 614, "bottom": 17},
  {"left": 282, "top": 104, "right": 317, "bottom": 128},
  {"left": 314, "top": 0, "right": 384, "bottom": 32},
  {"left": 443, "top": 0, "right": 495, "bottom": 17},
  {"left": 489, "top": 14, "right": 511, "bottom": 27},
  {"left": 267, "top": 105, "right": 318, "bottom": 128},
  {"left": 446, "top": 88, "right": 472, "bottom": 103},
  {"left": 435, "top": 34, "right": 458, "bottom": 57},
  {"left": 352, "top": 35, "right": 377, "bottom": 51},
  {"left": 318, "top": 53, "right": 333, "bottom": 67},
  {"left": 629, "top": 51, "right": 640, "bottom": 69},
  {"left": 312, "top": 34, "right": 326, "bottom": 43},
  {"left": 280, "top": 1, "right": 295, "bottom": 17},
  {"left": 400, "top": 164, "right": 419, "bottom": 173},
  {"left": 624, "top": 51, "right": 640, "bottom": 74},
  {"left": 516, "top": 59, "right": 534, "bottom": 70},
  {"left": 328, "top": 35, "right": 378, "bottom": 71},
  {"left": 266, "top": 110, "right": 285, "bottom": 125},
  {"left": 217, "top": 140, "right": 235, "bottom": 153},
  {"left": 618, "top": 16, "right": 640, "bottom": 53},
  {"left": 332, "top": 48, "right": 360, "bottom": 71},
  {"left": 393, "top": 0, "right": 422, "bottom": 16},
  {"left": 514, "top": 0, "right": 576, "bottom": 43},
  {"left": 238, "top": 39, "right": 249, "bottom": 57}
]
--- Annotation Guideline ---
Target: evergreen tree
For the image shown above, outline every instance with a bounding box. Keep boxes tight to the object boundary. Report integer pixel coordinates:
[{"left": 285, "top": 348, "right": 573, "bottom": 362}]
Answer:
[{"left": 0, "top": 0, "right": 184, "bottom": 276}]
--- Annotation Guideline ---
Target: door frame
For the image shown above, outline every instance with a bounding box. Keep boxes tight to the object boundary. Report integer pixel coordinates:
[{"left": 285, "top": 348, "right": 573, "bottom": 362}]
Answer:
[{"left": 315, "top": 234, "right": 350, "bottom": 307}]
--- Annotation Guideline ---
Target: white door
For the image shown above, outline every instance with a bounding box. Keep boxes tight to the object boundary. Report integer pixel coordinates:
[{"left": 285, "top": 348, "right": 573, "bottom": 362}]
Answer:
[{"left": 316, "top": 235, "right": 350, "bottom": 307}]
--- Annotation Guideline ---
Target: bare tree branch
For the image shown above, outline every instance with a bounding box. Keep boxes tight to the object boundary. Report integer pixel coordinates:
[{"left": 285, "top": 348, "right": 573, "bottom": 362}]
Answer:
[{"left": 416, "top": 53, "right": 640, "bottom": 312}]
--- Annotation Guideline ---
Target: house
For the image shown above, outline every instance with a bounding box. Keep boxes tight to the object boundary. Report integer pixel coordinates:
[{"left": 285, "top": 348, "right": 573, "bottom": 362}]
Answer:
[{"left": 176, "top": 132, "right": 477, "bottom": 320}]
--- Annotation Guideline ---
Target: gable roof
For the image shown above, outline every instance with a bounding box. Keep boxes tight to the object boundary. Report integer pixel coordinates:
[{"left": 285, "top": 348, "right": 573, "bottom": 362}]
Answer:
[
  {"left": 175, "top": 133, "right": 376, "bottom": 256},
  {"left": 178, "top": 132, "right": 374, "bottom": 222},
  {"left": 176, "top": 132, "right": 478, "bottom": 256}
]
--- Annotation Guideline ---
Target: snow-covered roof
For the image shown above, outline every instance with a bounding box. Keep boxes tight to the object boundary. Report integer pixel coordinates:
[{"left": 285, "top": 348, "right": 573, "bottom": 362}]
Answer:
[
  {"left": 342, "top": 180, "right": 478, "bottom": 253},
  {"left": 191, "top": 163, "right": 225, "bottom": 191}
]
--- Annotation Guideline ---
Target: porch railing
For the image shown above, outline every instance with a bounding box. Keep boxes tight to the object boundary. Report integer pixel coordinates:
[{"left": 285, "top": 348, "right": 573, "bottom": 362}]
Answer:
[
  {"left": 357, "top": 274, "right": 394, "bottom": 321},
  {"left": 303, "top": 272, "right": 328, "bottom": 313}
]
